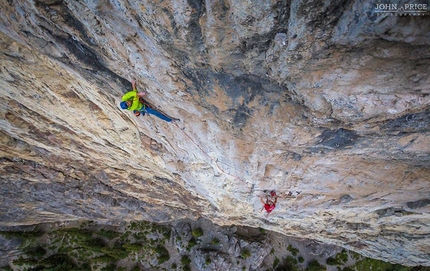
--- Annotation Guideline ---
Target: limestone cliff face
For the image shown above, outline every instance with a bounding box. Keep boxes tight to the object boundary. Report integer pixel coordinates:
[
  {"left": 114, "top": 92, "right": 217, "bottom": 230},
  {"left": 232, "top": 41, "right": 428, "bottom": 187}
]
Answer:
[{"left": 0, "top": 0, "right": 429, "bottom": 266}]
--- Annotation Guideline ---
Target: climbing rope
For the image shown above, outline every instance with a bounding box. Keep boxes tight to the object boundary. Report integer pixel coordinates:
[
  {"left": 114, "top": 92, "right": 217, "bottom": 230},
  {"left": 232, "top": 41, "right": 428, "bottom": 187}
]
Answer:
[{"left": 172, "top": 122, "right": 249, "bottom": 185}]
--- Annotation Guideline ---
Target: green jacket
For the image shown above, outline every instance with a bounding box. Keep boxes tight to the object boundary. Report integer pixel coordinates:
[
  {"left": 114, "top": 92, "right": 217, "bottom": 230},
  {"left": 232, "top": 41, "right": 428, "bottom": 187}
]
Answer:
[{"left": 121, "top": 90, "right": 144, "bottom": 111}]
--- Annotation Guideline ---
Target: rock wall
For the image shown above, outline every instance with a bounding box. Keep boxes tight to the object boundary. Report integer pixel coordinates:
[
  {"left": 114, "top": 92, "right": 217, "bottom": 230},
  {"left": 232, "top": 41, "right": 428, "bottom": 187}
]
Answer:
[{"left": 0, "top": 0, "right": 429, "bottom": 266}]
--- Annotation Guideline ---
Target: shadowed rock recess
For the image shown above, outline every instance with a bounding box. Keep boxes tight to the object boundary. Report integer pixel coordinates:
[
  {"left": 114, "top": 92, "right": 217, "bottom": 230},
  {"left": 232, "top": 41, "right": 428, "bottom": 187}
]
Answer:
[{"left": 0, "top": 0, "right": 429, "bottom": 267}]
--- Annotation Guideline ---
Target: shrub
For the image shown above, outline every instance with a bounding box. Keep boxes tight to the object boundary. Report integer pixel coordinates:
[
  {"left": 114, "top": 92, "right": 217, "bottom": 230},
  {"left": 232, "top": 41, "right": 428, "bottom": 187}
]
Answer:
[
  {"left": 124, "top": 243, "right": 143, "bottom": 253},
  {"left": 24, "top": 245, "right": 46, "bottom": 259},
  {"left": 276, "top": 256, "right": 299, "bottom": 271},
  {"left": 409, "top": 267, "right": 430, "bottom": 271},
  {"left": 159, "top": 227, "right": 171, "bottom": 239},
  {"left": 103, "top": 247, "right": 129, "bottom": 259},
  {"left": 187, "top": 238, "right": 197, "bottom": 250},
  {"left": 156, "top": 245, "right": 170, "bottom": 264},
  {"left": 191, "top": 228, "right": 203, "bottom": 238},
  {"left": 98, "top": 229, "right": 120, "bottom": 239},
  {"left": 287, "top": 244, "right": 299, "bottom": 256},
  {"left": 157, "top": 254, "right": 170, "bottom": 264},
  {"left": 306, "top": 260, "right": 325, "bottom": 271},
  {"left": 45, "top": 262, "right": 77, "bottom": 271},
  {"left": 241, "top": 249, "right": 251, "bottom": 259},
  {"left": 181, "top": 255, "right": 191, "bottom": 265},
  {"left": 83, "top": 237, "right": 106, "bottom": 253},
  {"left": 101, "top": 263, "right": 116, "bottom": 271},
  {"left": 273, "top": 257, "right": 280, "bottom": 268},
  {"left": 39, "top": 253, "right": 78, "bottom": 270},
  {"left": 392, "top": 265, "right": 412, "bottom": 271},
  {"left": 90, "top": 254, "right": 115, "bottom": 263},
  {"left": 350, "top": 251, "right": 361, "bottom": 260},
  {"left": 12, "top": 257, "right": 39, "bottom": 267},
  {"left": 352, "top": 257, "right": 402, "bottom": 271},
  {"left": 327, "top": 257, "right": 339, "bottom": 266},
  {"left": 298, "top": 256, "right": 304, "bottom": 263},
  {"left": 211, "top": 238, "right": 220, "bottom": 245}
]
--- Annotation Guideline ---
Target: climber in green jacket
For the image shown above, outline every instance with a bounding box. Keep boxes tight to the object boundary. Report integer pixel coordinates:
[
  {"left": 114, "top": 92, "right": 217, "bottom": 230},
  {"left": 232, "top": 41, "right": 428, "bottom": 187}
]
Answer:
[{"left": 120, "top": 80, "right": 177, "bottom": 122}]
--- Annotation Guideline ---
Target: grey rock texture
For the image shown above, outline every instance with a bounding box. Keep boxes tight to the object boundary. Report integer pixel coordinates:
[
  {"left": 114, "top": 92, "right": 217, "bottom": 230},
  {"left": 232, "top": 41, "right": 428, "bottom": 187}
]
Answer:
[{"left": 0, "top": 0, "right": 429, "bottom": 266}]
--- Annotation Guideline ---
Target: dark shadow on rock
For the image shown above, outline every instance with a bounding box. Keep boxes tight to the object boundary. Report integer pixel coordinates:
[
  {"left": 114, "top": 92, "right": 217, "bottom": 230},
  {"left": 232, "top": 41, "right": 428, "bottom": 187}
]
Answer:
[
  {"left": 310, "top": 128, "right": 359, "bottom": 153},
  {"left": 406, "top": 199, "right": 430, "bottom": 209},
  {"left": 374, "top": 207, "right": 416, "bottom": 218},
  {"left": 382, "top": 110, "right": 430, "bottom": 134}
]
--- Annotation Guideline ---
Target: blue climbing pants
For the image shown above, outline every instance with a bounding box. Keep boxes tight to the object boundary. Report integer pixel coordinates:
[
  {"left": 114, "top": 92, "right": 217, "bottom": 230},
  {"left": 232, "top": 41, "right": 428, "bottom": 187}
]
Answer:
[{"left": 143, "top": 107, "right": 172, "bottom": 122}]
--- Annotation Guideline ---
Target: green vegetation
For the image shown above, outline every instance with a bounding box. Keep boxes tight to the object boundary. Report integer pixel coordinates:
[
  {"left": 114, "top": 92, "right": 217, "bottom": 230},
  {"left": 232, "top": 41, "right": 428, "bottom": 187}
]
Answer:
[
  {"left": 324, "top": 250, "right": 430, "bottom": 271},
  {"left": 158, "top": 226, "right": 171, "bottom": 240},
  {"left": 123, "top": 242, "right": 143, "bottom": 253},
  {"left": 155, "top": 245, "right": 170, "bottom": 264},
  {"left": 259, "top": 227, "right": 266, "bottom": 234},
  {"left": 241, "top": 248, "right": 251, "bottom": 259},
  {"left": 0, "top": 230, "right": 44, "bottom": 239},
  {"left": 211, "top": 238, "right": 220, "bottom": 245},
  {"left": 101, "top": 263, "right": 116, "bottom": 271},
  {"left": 2, "top": 222, "right": 429, "bottom": 271},
  {"left": 275, "top": 256, "right": 299, "bottom": 271},
  {"left": 181, "top": 255, "right": 191, "bottom": 265},
  {"left": 191, "top": 227, "right": 204, "bottom": 238},
  {"left": 306, "top": 259, "right": 325, "bottom": 271},
  {"left": 352, "top": 258, "right": 410, "bottom": 271},
  {"left": 187, "top": 237, "right": 198, "bottom": 250},
  {"left": 287, "top": 244, "right": 299, "bottom": 256},
  {"left": 24, "top": 245, "right": 46, "bottom": 259},
  {"left": 246, "top": 247, "right": 426, "bottom": 271},
  {"left": 327, "top": 249, "right": 349, "bottom": 265},
  {"left": 98, "top": 229, "right": 120, "bottom": 239},
  {"left": 350, "top": 251, "right": 361, "bottom": 260},
  {"left": 273, "top": 257, "right": 280, "bottom": 268},
  {"left": 0, "top": 220, "right": 173, "bottom": 270}
]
